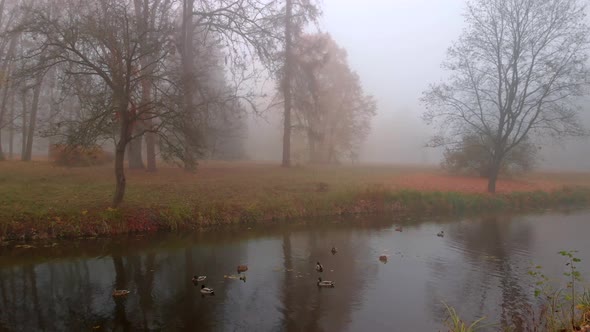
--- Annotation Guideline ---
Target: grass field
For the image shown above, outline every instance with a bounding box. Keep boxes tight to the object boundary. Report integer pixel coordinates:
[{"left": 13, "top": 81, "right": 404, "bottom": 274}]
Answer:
[{"left": 1, "top": 160, "right": 590, "bottom": 240}]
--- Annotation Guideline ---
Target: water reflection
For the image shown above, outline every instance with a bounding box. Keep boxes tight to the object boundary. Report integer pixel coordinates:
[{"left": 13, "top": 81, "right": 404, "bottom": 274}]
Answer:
[
  {"left": 279, "top": 228, "right": 375, "bottom": 331},
  {"left": 429, "top": 215, "right": 534, "bottom": 330},
  {"left": 0, "top": 210, "right": 589, "bottom": 331}
]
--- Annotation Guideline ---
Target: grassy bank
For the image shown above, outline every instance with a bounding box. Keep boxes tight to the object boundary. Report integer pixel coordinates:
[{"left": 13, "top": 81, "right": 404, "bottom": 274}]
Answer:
[{"left": 1, "top": 161, "right": 590, "bottom": 240}]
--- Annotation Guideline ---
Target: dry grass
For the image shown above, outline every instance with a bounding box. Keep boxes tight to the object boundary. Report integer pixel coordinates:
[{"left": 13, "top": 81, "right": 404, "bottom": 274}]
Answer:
[
  {"left": 0, "top": 160, "right": 421, "bottom": 211},
  {"left": 1, "top": 160, "right": 589, "bottom": 239},
  {"left": 1, "top": 160, "right": 588, "bottom": 212}
]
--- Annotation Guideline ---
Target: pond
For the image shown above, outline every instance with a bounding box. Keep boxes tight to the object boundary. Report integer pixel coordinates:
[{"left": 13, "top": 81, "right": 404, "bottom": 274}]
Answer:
[{"left": 0, "top": 210, "right": 589, "bottom": 331}]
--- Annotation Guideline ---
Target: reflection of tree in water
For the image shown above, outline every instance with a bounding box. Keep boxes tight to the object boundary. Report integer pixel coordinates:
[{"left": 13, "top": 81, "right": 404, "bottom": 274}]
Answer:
[
  {"left": 0, "top": 222, "right": 382, "bottom": 331},
  {"left": 0, "top": 258, "right": 103, "bottom": 331},
  {"left": 0, "top": 238, "right": 246, "bottom": 331},
  {"left": 427, "top": 215, "right": 533, "bottom": 329},
  {"left": 112, "top": 255, "right": 130, "bottom": 331},
  {"left": 279, "top": 227, "right": 376, "bottom": 332}
]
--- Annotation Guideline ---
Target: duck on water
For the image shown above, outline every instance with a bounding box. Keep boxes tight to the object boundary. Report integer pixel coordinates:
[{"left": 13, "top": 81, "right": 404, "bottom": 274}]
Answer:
[
  {"left": 317, "top": 277, "right": 335, "bottom": 288},
  {"left": 200, "top": 285, "right": 215, "bottom": 295},
  {"left": 316, "top": 262, "right": 324, "bottom": 273}
]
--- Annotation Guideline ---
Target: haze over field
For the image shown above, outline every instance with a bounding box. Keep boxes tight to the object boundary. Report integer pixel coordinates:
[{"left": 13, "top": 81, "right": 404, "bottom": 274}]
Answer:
[
  {"left": 247, "top": 0, "right": 590, "bottom": 171},
  {"left": 3, "top": 2, "right": 590, "bottom": 331},
  {"left": 2, "top": 0, "right": 590, "bottom": 206}
]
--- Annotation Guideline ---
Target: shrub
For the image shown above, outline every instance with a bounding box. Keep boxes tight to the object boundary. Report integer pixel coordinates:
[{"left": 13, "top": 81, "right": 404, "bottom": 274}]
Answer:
[
  {"left": 50, "top": 144, "right": 113, "bottom": 167},
  {"left": 442, "top": 134, "right": 537, "bottom": 177}
]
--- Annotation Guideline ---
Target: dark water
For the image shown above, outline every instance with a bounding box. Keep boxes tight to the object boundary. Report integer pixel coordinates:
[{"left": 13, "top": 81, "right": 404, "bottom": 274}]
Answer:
[{"left": 1, "top": 210, "right": 589, "bottom": 331}]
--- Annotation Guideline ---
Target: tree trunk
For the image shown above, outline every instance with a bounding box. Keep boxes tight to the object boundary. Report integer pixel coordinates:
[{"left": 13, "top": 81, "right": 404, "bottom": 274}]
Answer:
[
  {"left": 0, "top": 83, "right": 8, "bottom": 160},
  {"left": 47, "top": 68, "right": 57, "bottom": 157},
  {"left": 0, "top": 81, "right": 8, "bottom": 159},
  {"left": 127, "top": 133, "right": 145, "bottom": 169},
  {"left": 113, "top": 141, "right": 127, "bottom": 207},
  {"left": 143, "top": 82, "right": 156, "bottom": 171},
  {"left": 133, "top": 0, "right": 157, "bottom": 172},
  {"left": 8, "top": 86, "right": 14, "bottom": 159},
  {"left": 129, "top": 0, "right": 146, "bottom": 171},
  {"left": 113, "top": 95, "right": 131, "bottom": 207},
  {"left": 23, "top": 75, "right": 44, "bottom": 161},
  {"left": 20, "top": 88, "right": 27, "bottom": 160},
  {"left": 281, "top": 0, "right": 293, "bottom": 167},
  {"left": 146, "top": 127, "right": 156, "bottom": 171},
  {"left": 0, "top": 33, "right": 16, "bottom": 161},
  {"left": 182, "top": 0, "right": 195, "bottom": 171},
  {"left": 487, "top": 161, "right": 501, "bottom": 193}
]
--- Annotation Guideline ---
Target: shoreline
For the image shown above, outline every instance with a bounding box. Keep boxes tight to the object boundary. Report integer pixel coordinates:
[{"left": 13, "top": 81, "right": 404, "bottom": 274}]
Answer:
[{"left": 3, "top": 186, "right": 589, "bottom": 241}]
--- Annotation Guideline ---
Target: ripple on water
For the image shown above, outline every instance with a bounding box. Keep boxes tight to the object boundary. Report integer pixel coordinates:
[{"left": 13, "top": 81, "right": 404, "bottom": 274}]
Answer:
[{"left": 1, "top": 210, "right": 590, "bottom": 331}]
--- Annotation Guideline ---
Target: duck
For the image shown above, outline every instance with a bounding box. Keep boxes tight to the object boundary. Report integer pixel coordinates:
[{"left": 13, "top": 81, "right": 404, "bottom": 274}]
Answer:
[
  {"left": 192, "top": 275, "right": 206, "bottom": 284},
  {"left": 395, "top": 226, "right": 403, "bottom": 232},
  {"left": 200, "top": 285, "right": 215, "bottom": 295},
  {"left": 437, "top": 231, "right": 444, "bottom": 237},
  {"left": 315, "top": 261, "right": 324, "bottom": 273},
  {"left": 317, "top": 277, "right": 335, "bottom": 288},
  {"left": 379, "top": 255, "right": 388, "bottom": 263},
  {"left": 331, "top": 247, "right": 337, "bottom": 255},
  {"left": 112, "top": 289, "right": 130, "bottom": 297},
  {"left": 237, "top": 265, "right": 248, "bottom": 273}
]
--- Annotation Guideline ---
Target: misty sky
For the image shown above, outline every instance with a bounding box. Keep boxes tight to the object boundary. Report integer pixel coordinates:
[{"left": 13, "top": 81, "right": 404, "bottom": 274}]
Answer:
[{"left": 247, "top": 0, "right": 590, "bottom": 171}]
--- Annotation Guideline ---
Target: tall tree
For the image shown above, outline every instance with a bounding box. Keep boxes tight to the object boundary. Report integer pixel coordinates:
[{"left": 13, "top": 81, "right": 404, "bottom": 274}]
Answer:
[
  {"left": 291, "top": 33, "right": 376, "bottom": 164},
  {"left": 22, "top": 72, "right": 44, "bottom": 161},
  {"left": 23, "top": 0, "right": 174, "bottom": 206},
  {"left": 180, "top": 0, "right": 196, "bottom": 170},
  {"left": 0, "top": 1, "right": 19, "bottom": 160},
  {"left": 132, "top": 0, "right": 164, "bottom": 172},
  {"left": 281, "top": 0, "right": 293, "bottom": 167},
  {"left": 171, "top": 0, "right": 293, "bottom": 169},
  {"left": 280, "top": 0, "right": 319, "bottom": 167},
  {"left": 422, "top": 0, "right": 590, "bottom": 192},
  {"left": 21, "top": 0, "right": 288, "bottom": 206}
]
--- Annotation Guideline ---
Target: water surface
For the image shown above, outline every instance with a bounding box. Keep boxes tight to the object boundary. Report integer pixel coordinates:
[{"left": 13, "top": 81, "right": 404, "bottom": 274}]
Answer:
[{"left": 1, "top": 210, "right": 589, "bottom": 331}]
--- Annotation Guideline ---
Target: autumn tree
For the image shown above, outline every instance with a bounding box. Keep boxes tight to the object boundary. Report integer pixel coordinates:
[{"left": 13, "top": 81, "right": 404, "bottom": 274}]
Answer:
[
  {"left": 422, "top": 0, "right": 590, "bottom": 192},
  {"left": 291, "top": 33, "right": 376, "bottom": 164},
  {"left": 22, "top": 0, "right": 175, "bottom": 206},
  {"left": 280, "top": 0, "right": 319, "bottom": 167}
]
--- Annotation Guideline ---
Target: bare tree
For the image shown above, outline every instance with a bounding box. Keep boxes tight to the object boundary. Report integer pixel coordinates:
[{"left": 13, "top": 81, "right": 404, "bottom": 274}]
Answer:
[
  {"left": 0, "top": 0, "right": 20, "bottom": 160},
  {"left": 281, "top": 0, "right": 293, "bottom": 167},
  {"left": 422, "top": 0, "right": 590, "bottom": 192},
  {"left": 130, "top": 0, "right": 171, "bottom": 172},
  {"left": 180, "top": 0, "right": 196, "bottom": 170},
  {"left": 22, "top": 0, "right": 174, "bottom": 206},
  {"left": 176, "top": 0, "right": 296, "bottom": 170}
]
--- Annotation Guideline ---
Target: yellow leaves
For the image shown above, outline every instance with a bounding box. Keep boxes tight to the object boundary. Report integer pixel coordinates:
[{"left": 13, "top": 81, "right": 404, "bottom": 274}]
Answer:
[{"left": 81, "top": 210, "right": 88, "bottom": 215}]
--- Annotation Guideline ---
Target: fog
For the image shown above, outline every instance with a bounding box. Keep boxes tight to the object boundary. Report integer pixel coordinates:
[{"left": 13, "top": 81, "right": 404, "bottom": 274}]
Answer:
[{"left": 246, "top": 0, "right": 590, "bottom": 171}]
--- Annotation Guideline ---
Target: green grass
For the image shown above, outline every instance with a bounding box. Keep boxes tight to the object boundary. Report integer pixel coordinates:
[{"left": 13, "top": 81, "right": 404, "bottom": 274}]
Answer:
[
  {"left": 443, "top": 302, "right": 488, "bottom": 332},
  {"left": 1, "top": 161, "right": 590, "bottom": 240}
]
